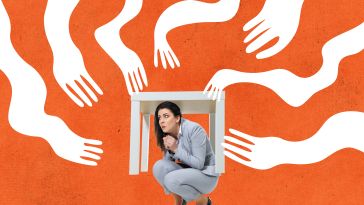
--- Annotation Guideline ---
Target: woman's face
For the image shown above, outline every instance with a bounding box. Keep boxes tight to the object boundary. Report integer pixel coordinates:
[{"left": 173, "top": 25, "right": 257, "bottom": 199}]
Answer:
[{"left": 157, "top": 108, "right": 180, "bottom": 134}]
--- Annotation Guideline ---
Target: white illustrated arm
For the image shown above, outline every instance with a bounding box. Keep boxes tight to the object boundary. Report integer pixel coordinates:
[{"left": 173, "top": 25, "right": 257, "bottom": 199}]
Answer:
[
  {"left": 154, "top": 0, "right": 240, "bottom": 69},
  {"left": 222, "top": 111, "right": 364, "bottom": 170},
  {"left": 44, "top": 0, "right": 103, "bottom": 107},
  {"left": 95, "top": 0, "right": 147, "bottom": 95},
  {"left": 205, "top": 22, "right": 364, "bottom": 106},
  {"left": 0, "top": 2, "right": 103, "bottom": 166}
]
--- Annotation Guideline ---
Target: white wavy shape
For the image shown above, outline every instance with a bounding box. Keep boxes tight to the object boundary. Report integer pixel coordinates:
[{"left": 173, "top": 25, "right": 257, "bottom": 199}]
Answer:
[
  {"left": 222, "top": 111, "right": 364, "bottom": 170},
  {"left": 94, "top": 0, "right": 147, "bottom": 96},
  {"left": 204, "top": 22, "right": 364, "bottom": 106},
  {"left": 44, "top": 0, "right": 103, "bottom": 107},
  {"left": 243, "top": 0, "right": 304, "bottom": 59},
  {"left": 0, "top": 1, "right": 103, "bottom": 166},
  {"left": 154, "top": 0, "right": 240, "bottom": 69}
]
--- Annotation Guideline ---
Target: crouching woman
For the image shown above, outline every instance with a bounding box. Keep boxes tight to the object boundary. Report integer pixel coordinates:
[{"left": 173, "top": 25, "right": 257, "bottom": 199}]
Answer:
[{"left": 153, "top": 101, "right": 219, "bottom": 205}]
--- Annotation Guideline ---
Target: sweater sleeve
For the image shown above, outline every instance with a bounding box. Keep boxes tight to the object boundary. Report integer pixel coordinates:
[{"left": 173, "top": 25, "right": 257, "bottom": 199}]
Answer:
[
  {"left": 174, "top": 125, "right": 207, "bottom": 169},
  {"left": 163, "top": 150, "right": 175, "bottom": 161}
]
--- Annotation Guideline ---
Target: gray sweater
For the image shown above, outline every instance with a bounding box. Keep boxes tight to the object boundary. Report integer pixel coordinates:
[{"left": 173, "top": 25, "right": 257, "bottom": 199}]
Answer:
[{"left": 164, "top": 118, "right": 219, "bottom": 177}]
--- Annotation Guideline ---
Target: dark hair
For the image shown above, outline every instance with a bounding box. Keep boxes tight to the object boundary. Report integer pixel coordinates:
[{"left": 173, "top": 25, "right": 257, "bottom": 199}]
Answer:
[{"left": 154, "top": 101, "right": 182, "bottom": 152}]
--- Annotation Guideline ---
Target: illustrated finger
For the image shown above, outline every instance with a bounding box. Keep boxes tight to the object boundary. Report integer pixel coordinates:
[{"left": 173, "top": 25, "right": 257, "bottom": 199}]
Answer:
[
  {"left": 84, "top": 73, "right": 103, "bottom": 95},
  {"left": 208, "top": 86, "right": 216, "bottom": 99},
  {"left": 75, "top": 157, "right": 98, "bottom": 166},
  {"left": 124, "top": 74, "right": 133, "bottom": 96},
  {"left": 134, "top": 70, "right": 143, "bottom": 91},
  {"left": 84, "top": 146, "right": 103, "bottom": 154},
  {"left": 229, "top": 128, "right": 256, "bottom": 144},
  {"left": 256, "top": 39, "right": 288, "bottom": 59},
  {"left": 138, "top": 64, "right": 148, "bottom": 86},
  {"left": 221, "top": 142, "right": 252, "bottom": 158},
  {"left": 246, "top": 29, "right": 275, "bottom": 54},
  {"left": 203, "top": 80, "right": 212, "bottom": 94},
  {"left": 82, "top": 151, "right": 101, "bottom": 160},
  {"left": 164, "top": 51, "right": 175, "bottom": 69},
  {"left": 79, "top": 77, "right": 98, "bottom": 102},
  {"left": 154, "top": 48, "right": 159, "bottom": 68},
  {"left": 85, "top": 139, "right": 103, "bottom": 146},
  {"left": 129, "top": 73, "right": 139, "bottom": 94},
  {"left": 212, "top": 88, "right": 219, "bottom": 101},
  {"left": 244, "top": 21, "right": 269, "bottom": 43},
  {"left": 168, "top": 49, "right": 180, "bottom": 68},
  {"left": 62, "top": 84, "right": 84, "bottom": 107},
  {"left": 224, "top": 150, "right": 251, "bottom": 166},
  {"left": 243, "top": 12, "right": 264, "bottom": 31},
  {"left": 68, "top": 81, "right": 92, "bottom": 107},
  {"left": 161, "top": 50, "right": 167, "bottom": 69},
  {"left": 224, "top": 136, "right": 253, "bottom": 150}
]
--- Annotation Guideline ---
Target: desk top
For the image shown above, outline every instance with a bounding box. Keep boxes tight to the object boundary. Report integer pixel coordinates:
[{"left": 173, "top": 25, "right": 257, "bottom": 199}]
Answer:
[{"left": 131, "top": 91, "right": 225, "bottom": 114}]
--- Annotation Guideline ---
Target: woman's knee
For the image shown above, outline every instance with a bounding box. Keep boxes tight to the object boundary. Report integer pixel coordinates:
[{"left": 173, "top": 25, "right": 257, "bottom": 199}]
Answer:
[
  {"left": 153, "top": 159, "right": 163, "bottom": 171},
  {"left": 152, "top": 160, "right": 177, "bottom": 182},
  {"left": 152, "top": 160, "right": 164, "bottom": 180},
  {"left": 163, "top": 172, "right": 181, "bottom": 192}
]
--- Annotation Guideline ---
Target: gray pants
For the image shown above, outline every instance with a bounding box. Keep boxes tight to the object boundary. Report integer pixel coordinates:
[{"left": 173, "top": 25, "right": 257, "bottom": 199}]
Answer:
[{"left": 153, "top": 159, "right": 219, "bottom": 202}]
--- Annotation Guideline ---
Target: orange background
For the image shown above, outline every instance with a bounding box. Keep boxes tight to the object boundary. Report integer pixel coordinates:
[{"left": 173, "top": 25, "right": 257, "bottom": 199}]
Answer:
[{"left": 1, "top": 0, "right": 364, "bottom": 204}]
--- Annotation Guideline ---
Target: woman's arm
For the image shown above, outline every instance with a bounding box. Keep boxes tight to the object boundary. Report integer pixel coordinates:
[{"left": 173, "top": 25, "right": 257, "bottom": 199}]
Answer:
[
  {"left": 163, "top": 150, "right": 175, "bottom": 161},
  {"left": 174, "top": 125, "right": 207, "bottom": 169}
]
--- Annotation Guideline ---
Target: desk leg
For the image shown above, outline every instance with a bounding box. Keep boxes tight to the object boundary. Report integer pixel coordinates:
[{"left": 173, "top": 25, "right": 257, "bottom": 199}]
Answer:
[
  {"left": 129, "top": 100, "right": 140, "bottom": 175},
  {"left": 209, "top": 113, "right": 215, "bottom": 152},
  {"left": 141, "top": 114, "right": 150, "bottom": 172},
  {"left": 215, "top": 100, "right": 225, "bottom": 174}
]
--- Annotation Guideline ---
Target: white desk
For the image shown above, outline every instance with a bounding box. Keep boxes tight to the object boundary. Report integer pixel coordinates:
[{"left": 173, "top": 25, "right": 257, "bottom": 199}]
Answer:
[{"left": 129, "top": 91, "right": 225, "bottom": 175}]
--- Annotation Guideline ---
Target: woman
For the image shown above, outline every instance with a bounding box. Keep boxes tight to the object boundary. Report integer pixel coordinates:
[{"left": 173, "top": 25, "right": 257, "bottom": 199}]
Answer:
[{"left": 153, "top": 101, "right": 219, "bottom": 205}]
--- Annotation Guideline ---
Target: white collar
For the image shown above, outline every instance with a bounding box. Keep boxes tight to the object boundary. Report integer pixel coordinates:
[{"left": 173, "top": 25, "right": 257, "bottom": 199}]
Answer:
[
  {"left": 178, "top": 123, "right": 182, "bottom": 137},
  {"left": 178, "top": 118, "right": 183, "bottom": 138}
]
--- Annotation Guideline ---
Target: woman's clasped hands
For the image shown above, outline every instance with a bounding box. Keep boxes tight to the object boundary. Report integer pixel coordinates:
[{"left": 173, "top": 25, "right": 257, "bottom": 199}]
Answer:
[{"left": 163, "top": 135, "right": 178, "bottom": 152}]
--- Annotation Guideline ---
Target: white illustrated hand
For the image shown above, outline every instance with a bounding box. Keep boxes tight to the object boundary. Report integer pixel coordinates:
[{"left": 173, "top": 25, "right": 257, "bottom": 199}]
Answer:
[
  {"left": 154, "top": 36, "right": 180, "bottom": 69},
  {"left": 45, "top": 120, "right": 103, "bottom": 166},
  {"left": 52, "top": 50, "right": 103, "bottom": 107},
  {"left": 222, "top": 128, "right": 289, "bottom": 170},
  {"left": 203, "top": 69, "right": 241, "bottom": 101},
  {"left": 116, "top": 47, "right": 147, "bottom": 95},
  {"left": 94, "top": 0, "right": 147, "bottom": 95},
  {"left": 94, "top": 25, "right": 148, "bottom": 96},
  {"left": 243, "top": 0, "right": 304, "bottom": 59},
  {"left": 44, "top": 0, "right": 103, "bottom": 107}
]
